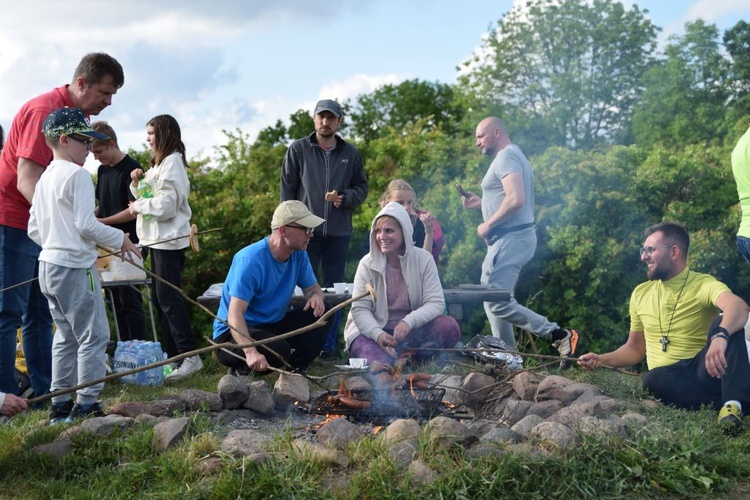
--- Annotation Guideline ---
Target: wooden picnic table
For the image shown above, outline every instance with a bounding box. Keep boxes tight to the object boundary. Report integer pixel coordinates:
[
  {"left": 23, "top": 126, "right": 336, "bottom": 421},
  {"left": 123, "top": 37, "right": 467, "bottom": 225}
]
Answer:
[{"left": 197, "top": 284, "right": 510, "bottom": 320}]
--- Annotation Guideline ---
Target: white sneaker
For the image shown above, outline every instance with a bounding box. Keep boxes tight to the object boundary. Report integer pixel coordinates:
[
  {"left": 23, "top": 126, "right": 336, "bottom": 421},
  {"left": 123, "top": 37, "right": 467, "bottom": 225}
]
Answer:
[{"left": 166, "top": 355, "right": 203, "bottom": 382}]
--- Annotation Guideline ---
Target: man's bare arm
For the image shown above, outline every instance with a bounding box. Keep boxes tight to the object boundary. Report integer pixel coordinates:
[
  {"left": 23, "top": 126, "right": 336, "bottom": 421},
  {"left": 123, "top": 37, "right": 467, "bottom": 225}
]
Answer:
[{"left": 17, "top": 158, "right": 46, "bottom": 203}]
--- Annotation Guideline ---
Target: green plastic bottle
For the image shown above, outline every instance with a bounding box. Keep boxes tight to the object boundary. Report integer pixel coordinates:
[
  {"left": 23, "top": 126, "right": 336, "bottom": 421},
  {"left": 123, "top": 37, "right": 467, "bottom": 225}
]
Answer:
[{"left": 137, "top": 180, "right": 154, "bottom": 220}]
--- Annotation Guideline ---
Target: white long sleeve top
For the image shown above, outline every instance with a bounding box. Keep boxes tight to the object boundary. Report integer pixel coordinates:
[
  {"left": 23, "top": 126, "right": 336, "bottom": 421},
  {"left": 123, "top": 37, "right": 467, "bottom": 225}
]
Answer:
[
  {"left": 29, "top": 159, "right": 124, "bottom": 268},
  {"left": 129, "top": 151, "right": 192, "bottom": 250}
]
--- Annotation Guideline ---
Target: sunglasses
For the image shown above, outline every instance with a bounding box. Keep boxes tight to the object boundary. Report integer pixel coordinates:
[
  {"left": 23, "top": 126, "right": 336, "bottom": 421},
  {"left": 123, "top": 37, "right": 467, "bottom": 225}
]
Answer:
[
  {"left": 286, "top": 224, "right": 314, "bottom": 235},
  {"left": 67, "top": 134, "right": 92, "bottom": 151}
]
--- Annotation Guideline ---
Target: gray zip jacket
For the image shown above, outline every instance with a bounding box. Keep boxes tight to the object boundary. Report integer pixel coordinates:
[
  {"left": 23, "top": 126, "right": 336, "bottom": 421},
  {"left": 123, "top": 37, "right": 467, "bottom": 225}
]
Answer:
[{"left": 280, "top": 132, "right": 369, "bottom": 237}]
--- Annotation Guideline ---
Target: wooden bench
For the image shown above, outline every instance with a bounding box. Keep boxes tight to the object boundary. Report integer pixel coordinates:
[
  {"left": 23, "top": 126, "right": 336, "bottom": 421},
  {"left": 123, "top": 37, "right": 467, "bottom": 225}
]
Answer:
[{"left": 197, "top": 284, "right": 510, "bottom": 320}]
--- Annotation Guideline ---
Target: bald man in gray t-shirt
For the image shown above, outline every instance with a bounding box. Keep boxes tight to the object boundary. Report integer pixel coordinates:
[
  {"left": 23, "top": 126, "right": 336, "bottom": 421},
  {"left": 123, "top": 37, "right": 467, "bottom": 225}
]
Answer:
[{"left": 460, "top": 116, "right": 579, "bottom": 361}]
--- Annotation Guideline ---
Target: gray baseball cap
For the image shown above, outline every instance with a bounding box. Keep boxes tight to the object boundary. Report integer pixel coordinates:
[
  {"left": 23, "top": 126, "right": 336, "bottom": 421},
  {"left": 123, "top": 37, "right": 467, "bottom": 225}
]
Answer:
[{"left": 313, "top": 99, "right": 342, "bottom": 117}]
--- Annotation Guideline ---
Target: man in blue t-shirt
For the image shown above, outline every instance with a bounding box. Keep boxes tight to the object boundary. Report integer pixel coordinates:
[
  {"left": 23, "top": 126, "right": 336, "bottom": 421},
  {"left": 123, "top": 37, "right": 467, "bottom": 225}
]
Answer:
[{"left": 212, "top": 201, "right": 332, "bottom": 373}]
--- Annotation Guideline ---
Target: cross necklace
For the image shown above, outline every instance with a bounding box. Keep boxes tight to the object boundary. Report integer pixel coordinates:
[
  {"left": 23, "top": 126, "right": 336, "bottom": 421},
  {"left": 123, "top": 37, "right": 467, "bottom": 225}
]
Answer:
[{"left": 657, "top": 270, "right": 689, "bottom": 352}]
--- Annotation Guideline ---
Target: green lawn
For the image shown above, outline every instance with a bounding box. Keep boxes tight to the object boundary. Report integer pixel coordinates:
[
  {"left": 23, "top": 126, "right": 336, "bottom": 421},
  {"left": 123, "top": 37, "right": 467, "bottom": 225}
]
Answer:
[{"left": 1, "top": 356, "right": 749, "bottom": 499}]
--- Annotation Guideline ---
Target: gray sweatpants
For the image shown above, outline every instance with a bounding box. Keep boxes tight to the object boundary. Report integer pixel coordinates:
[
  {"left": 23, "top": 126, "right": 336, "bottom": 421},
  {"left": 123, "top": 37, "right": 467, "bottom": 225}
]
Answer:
[
  {"left": 39, "top": 262, "right": 110, "bottom": 406},
  {"left": 480, "top": 228, "right": 559, "bottom": 348}
]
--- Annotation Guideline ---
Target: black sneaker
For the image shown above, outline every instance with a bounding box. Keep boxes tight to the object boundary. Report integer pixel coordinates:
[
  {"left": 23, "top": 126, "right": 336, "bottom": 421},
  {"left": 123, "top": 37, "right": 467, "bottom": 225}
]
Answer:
[
  {"left": 49, "top": 400, "right": 75, "bottom": 425},
  {"left": 64, "top": 402, "right": 105, "bottom": 423}
]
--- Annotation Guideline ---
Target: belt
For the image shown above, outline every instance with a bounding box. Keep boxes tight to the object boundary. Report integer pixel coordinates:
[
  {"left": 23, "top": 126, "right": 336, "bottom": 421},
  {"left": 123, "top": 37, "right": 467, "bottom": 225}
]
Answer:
[{"left": 486, "top": 222, "right": 536, "bottom": 245}]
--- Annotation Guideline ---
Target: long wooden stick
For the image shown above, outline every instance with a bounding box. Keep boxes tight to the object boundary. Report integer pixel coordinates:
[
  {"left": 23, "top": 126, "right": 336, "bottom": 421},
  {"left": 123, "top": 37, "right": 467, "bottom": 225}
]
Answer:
[
  {"left": 0, "top": 227, "right": 222, "bottom": 294},
  {"left": 28, "top": 287, "right": 375, "bottom": 405}
]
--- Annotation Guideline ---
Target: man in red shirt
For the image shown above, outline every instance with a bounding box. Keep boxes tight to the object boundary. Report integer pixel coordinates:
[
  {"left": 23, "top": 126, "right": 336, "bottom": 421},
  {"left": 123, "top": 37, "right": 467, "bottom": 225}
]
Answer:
[{"left": 0, "top": 53, "right": 124, "bottom": 401}]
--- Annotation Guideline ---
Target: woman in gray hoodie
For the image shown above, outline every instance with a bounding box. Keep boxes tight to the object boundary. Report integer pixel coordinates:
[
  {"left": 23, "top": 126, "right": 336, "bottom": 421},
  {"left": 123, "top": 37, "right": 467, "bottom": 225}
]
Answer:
[{"left": 343, "top": 202, "right": 460, "bottom": 365}]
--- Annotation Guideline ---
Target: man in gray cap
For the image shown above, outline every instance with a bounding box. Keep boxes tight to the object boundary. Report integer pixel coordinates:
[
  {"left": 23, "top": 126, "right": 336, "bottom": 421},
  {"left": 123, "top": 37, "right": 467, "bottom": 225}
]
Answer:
[
  {"left": 280, "top": 99, "right": 369, "bottom": 357},
  {"left": 211, "top": 200, "right": 334, "bottom": 373}
]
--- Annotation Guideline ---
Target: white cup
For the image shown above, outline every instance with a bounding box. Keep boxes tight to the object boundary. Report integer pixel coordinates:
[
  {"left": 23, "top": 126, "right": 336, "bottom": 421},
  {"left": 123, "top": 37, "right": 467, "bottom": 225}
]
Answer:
[
  {"left": 347, "top": 283, "right": 355, "bottom": 294},
  {"left": 101, "top": 271, "right": 114, "bottom": 282},
  {"left": 333, "top": 282, "right": 346, "bottom": 294},
  {"left": 349, "top": 358, "right": 366, "bottom": 368}
]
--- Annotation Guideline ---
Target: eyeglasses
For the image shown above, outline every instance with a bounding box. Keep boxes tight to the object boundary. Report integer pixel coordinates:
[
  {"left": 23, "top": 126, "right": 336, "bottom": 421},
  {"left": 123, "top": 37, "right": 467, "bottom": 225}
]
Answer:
[
  {"left": 67, "top": 135, "right": 92, "bottom": 151},
  {"left": 286, "top": 224, "right": 314, "bottom": 235},
  {"left": 639, "top": 245, "right": 673, "bottom": 256}
]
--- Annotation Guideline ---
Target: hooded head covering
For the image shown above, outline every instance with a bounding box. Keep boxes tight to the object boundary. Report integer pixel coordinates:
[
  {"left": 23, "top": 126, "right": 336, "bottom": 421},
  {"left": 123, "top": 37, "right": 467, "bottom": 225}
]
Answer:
[{"left": 369, "top": 201, "right": 414, "bottom": 262}]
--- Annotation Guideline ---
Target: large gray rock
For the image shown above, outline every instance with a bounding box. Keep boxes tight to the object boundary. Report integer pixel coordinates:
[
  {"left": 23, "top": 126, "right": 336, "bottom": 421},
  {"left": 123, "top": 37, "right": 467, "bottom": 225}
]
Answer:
[
  {"left": 152, "top": 417, "right": 192, "bottom": 451},
  {"left": 107, "top": 401, "right": 151, "bottom": 418},
  {"left": 31, "top": 439, "right": 72, "bottom": 458},
  {"left": 384, "top": 418, "right": 421, "bottom": 445},
  {"left": 511, "top": 414, "right": 545, "bottom": 439},
  {"left": 407, "top": 460, "right": 438, "bottom": 486},
  {"left": 621, "top": 412, "right": 648, "bottom": 426},
  {"left": 466, "top": 442, "right": 508, "bottom": 461},
  {"left": 461, "top": 372, "right": 496, "bottom": 409},
  {"left": 512, "top": 371, "right": 543, "bottom": 401},
  {"left": 273, "top": 373, "right": 310, "bottom": 410},
  {"left": 218, "top": 374, "right": 250, "bottom": 409},
  {"left": 221, "top": 429, "right": 270, "bottom": 456},
  {"left": 79, "top": 414, "right": 134, "bottom": 436},
  {"left": 433, "top": 374, "right": 464, "bottom": 405},
  {"left": 546, "top": 406, "right": 588, "bottom": 428},
  {"left": 501, "top": 399, "right": 532, "bottom": 425},
  {"left": 345, "top": 375, "right": 372, "bottom": 392},
  {"left": 527, "top": 400, "right": 564, "bottom": 419},
  {"left": 426, "top": 416, "right": 476, "bottom": 449},
  {"left": 530, "top": 421, "right": 577, "bottom": 450},
  {"left": 292, "top": 439, "right": 350, "bottom": 467},
  {"left": 578, "top": 416, "right": 628, "bottom": 439},
  {"left": 388, "top": 438, "right": 419, "bottom": 468},
  {"left": 534, "top": 375, "right": 575, "bottom": 402},
  {"left": 180, "top": 389, "right": 223, "bottom": 412},
  {"left": 480, "top": 426, "right": 521, "bottom": 445},
  {"left": 148, "top": 397, "right": 186, "bottom": 417},
  {"left": 316, "top": 417, "right": 364, "bottom": 450},
  {"left": 242, "top": 381, "right": 275, "bottom": 415}
]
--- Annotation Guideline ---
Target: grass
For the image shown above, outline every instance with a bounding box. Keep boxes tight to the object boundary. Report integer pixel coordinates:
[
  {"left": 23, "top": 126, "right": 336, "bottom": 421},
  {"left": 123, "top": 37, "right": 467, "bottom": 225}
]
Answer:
[{"left": 1, "top": 356, "right": 750, "bottom": 499}]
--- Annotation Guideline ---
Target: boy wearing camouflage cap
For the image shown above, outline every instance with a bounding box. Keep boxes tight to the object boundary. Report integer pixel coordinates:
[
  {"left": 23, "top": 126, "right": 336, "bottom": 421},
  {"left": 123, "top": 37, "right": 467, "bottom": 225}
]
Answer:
[{"left": 28, "top": 107, "right": 141, "bottom": 424}]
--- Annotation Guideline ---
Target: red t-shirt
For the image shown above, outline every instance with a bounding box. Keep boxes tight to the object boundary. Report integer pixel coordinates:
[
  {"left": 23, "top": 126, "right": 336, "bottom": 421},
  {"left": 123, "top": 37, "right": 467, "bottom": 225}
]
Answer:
[{"left": 0, "top": 85, "right": 72, "bottom": 230}]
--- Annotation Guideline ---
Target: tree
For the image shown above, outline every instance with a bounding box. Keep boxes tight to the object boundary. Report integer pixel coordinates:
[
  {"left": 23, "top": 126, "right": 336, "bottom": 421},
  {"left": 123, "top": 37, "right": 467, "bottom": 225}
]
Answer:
[
  {"left": 632, "top": 20, "right": 730, "bottom": 148},
  {"left": 349, "top": 80, "right": 466, "bottom": 142},
  {"left": 724, "top": 21, "right": 750, "bottom": 118},
  {"left": 460, "top": 0, "right": 658, "bottom": 150}
]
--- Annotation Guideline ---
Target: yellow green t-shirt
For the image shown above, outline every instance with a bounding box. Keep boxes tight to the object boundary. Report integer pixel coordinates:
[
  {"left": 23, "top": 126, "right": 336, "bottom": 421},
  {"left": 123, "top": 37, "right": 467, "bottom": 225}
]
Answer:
[
  {"left": 732, "top": 126, "right": 750, "bottom": 238},
  {"left": 629, "top": 267, "right": 729, "bottom": 370}
]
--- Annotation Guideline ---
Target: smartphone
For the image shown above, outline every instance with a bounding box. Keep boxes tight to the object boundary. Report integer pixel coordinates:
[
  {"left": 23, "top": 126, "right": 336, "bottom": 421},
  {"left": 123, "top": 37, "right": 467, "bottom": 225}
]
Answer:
[{"left": 456, "top": 183, "right": 469, "bottom": 197}]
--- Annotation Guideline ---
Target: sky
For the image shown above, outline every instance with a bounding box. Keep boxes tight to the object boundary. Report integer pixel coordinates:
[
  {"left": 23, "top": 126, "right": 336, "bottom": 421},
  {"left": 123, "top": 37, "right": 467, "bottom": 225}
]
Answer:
[{"left": 1, "top": 0, "right": 749, "bottom": 173}]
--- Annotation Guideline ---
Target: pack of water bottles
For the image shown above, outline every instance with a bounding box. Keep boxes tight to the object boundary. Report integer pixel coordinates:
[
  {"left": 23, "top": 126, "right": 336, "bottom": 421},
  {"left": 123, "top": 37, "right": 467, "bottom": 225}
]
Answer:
[{"left": 113, "top": 340, "right": 166, "bottom": 386}]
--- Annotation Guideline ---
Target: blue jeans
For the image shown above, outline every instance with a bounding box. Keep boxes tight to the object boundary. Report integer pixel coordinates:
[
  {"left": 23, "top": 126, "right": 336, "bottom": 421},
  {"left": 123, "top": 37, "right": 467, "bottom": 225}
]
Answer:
[
  {"left": 0, "top": 225, "right": 53, "bottom": 397},
  {"left": 737, "top": 236, "right": 750, "bottom": 265}
]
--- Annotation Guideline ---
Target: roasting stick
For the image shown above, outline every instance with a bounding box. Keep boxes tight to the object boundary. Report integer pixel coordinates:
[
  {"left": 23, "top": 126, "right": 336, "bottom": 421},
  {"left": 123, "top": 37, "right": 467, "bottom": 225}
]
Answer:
[
  {"left": 0, "top": 226, "right": 222, "bottom": 294},
  {"left": 27, "top": 284, "right": 377, "bottom": 406},
  {"left": 407, "top": 345, "right": 641, "bottom": 377}
]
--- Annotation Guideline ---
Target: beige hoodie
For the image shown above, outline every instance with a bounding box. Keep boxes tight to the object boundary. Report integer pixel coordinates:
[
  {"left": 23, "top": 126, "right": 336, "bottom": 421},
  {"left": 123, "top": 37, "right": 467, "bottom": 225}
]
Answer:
[{"left": 343, "top": 202, "right": 446, "bottom": 351}]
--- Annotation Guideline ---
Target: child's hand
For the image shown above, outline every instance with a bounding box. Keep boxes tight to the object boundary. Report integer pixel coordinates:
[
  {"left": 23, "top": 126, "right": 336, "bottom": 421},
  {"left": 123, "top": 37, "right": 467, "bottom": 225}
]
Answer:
[
  {"left": 130, "top": 169, "right": 144, "bottom": 187},
  {"left": 121, "top": 233, "right": 142, "bottom": 263}
]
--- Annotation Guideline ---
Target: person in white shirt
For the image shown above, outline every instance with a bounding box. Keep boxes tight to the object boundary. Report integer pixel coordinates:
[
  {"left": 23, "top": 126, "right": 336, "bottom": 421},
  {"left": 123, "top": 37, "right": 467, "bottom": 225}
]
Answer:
[
  {"left": 128, "top": 114, "right": 199, "bottom": 382},
  {"left": 28, "top": 107, "right": 141, "bottom": 424}
]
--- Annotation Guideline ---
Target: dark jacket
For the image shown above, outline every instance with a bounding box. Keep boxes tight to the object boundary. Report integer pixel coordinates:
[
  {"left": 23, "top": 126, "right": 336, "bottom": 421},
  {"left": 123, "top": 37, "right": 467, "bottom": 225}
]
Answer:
[{"left": 280, "top": 132, "right": 369, "bottom": 237}]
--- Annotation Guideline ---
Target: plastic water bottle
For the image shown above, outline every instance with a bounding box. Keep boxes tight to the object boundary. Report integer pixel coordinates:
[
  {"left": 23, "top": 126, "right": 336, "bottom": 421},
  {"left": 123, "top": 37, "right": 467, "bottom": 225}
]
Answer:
[
  {"left": 152, "top": 343, "right": 165, "bottom": 386},
  {"left": 137, "top": 180, "right": 154, "bottom": 219},
  {"left": 135, "top": 344, "right": 148, "bottom": 385},
  {"left": 113, "top": 341, "right": 125, "bottom": 379}
]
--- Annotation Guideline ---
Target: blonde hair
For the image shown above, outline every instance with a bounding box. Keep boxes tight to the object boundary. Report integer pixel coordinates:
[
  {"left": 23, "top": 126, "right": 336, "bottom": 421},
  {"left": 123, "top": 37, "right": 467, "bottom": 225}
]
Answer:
[{"left": 379, "top": 179, "right": 416, "bottom": 208}]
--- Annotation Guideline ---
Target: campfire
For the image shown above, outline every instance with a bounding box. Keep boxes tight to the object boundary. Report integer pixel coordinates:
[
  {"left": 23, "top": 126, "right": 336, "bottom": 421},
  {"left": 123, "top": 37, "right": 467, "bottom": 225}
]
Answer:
[{"left": 299, "top": 360, "right": 451, "bottom": 422}]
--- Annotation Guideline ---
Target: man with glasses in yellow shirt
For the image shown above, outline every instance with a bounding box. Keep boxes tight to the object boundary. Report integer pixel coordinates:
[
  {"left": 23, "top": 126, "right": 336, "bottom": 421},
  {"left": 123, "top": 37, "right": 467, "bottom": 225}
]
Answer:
[{"left": 578, "top": 221, "right": 750, "bottom": 435}]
